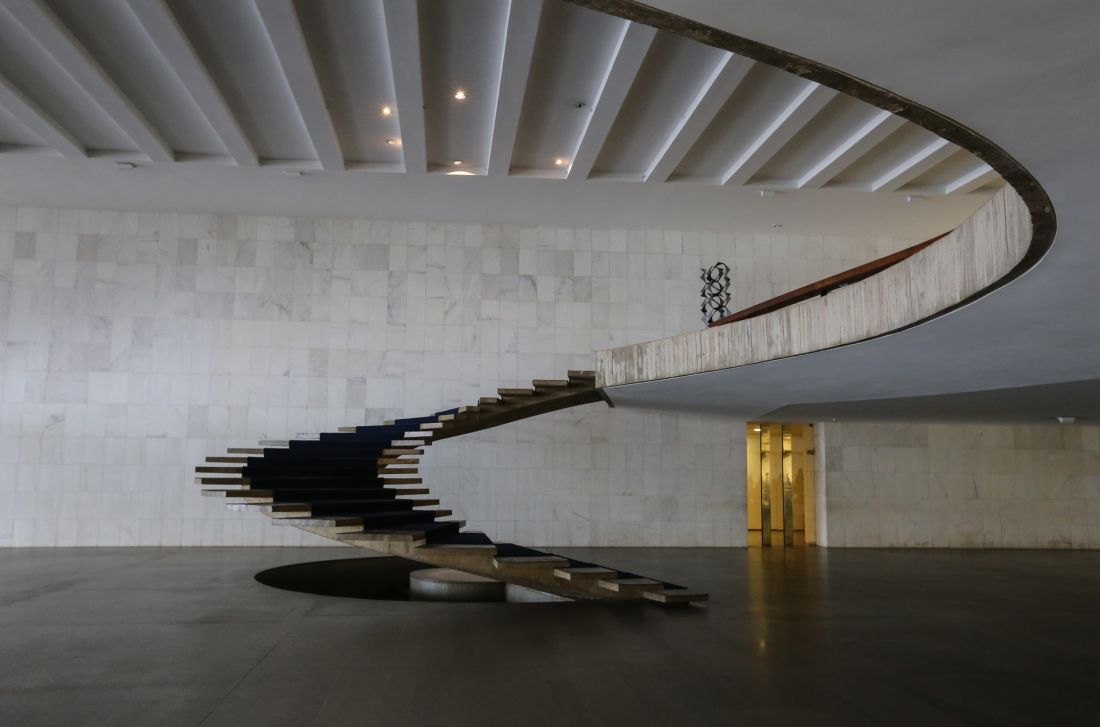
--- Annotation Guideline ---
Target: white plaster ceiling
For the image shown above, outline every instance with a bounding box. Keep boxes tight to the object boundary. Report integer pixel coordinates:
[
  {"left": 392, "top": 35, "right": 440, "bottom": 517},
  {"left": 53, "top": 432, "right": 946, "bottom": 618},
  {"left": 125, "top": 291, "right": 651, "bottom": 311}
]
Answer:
[
  {"left": 0, "top": 0, "right": 996, "bottom": 235},
  {"left": 606, "top": 0, "right": 1100, "bottom": 422}
]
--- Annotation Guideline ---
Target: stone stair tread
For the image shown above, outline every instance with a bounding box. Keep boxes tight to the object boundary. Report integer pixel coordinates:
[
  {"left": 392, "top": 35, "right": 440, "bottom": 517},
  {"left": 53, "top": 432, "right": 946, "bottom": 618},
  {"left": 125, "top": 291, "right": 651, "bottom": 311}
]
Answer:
[
  {"left": 202, "top": 490, "right": 273, "bottom": 503},
  {"left": 643, "top": 589, "right": 709, "bottom": 604},
  {"left": 419, "top": 542, "right": 496, "bottom": 550},
  {"left": 494, "top": 556, "right": 570, "bottom": 568},
  {"left": 554, "top": 566, "right": 618, "bottom": 581},
  {"left": 597, "top": 577, "right": 663, "bottom": 592},
  {"left": 269, "top": 498, "right": 439, "bottom": 509}
]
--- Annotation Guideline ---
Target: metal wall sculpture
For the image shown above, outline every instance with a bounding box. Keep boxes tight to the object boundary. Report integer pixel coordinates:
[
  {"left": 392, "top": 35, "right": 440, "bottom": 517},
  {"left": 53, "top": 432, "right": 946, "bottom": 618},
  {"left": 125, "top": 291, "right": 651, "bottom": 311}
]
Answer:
[{"left": 700, "top": 262, "right": 731, "bottom": 325}]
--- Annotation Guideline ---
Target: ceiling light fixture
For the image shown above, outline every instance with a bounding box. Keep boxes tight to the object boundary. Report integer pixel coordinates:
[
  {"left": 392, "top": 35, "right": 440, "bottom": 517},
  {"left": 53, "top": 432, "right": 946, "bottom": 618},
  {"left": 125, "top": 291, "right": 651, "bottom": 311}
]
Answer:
[
  {"left": 387, "top": 138, "right": 399, "bottom": 145},
  {"left": 759, "top": 189, "right": 776, "bottom": 198},
  {"left": 381, "top": 105, "right": 393, "bottom": 117},
  {"left": 905, "top": 194, "right": 924, "bottom": 203},
  {"left": 453, "top": 89, "right": 467, "bottom": 100},
  {"left": 752, "top": 427, "right": 762, "bottom": 433},
  {"left": 554, "top": 158, "right": 566, "bottom": 167},
  {"left": 1056, "top": 416, "right": 1077, "bottom": 424},
  {"left": 114, "top": 161, "right": 136, "bottom": 170},
  {"left": 452, "top": 160, "right": 463, "bottom": 165},
  {"left": 446, "top": 170, "right": 476, "bottom": 176}
]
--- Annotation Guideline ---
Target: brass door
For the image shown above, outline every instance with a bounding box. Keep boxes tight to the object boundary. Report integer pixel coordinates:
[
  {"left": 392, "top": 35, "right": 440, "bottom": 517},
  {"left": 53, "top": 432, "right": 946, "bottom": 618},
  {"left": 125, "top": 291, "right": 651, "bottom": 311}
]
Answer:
[{"left": 747, "top": 423, "right": 814, "bottom": 546}]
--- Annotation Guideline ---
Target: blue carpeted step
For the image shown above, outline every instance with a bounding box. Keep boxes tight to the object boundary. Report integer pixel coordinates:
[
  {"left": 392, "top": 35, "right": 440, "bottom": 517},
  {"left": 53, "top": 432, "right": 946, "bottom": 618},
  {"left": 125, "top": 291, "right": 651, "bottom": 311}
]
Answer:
[
  {"left": 284, "top": 441, "right": 410, "bottom": 452},
  {"left": 244, "top": 461, "right": 414, "bottom": 475},
  {"left": 242, "top": 475, "right": 391, "bottom": 488},
  {"left": 493, "top": 543, "right": 551, "bottom": 558},
  {"left": 334, "top": 510, "right": 438, "bottom": 526},
  {"left": 354, "top": 521, "right": 462, "bottom": 541},
  {"left": 289, "top": 499, "right": 429, "bottom": 516},
  {"left": 262, "top": 488, "right": 401, "bottom": 501},
  {"left": 254, "top": 451, "right": 408, "bottom": 462},
  {"left": 430, "top": 531, "right": 493, "bottom": 546}
]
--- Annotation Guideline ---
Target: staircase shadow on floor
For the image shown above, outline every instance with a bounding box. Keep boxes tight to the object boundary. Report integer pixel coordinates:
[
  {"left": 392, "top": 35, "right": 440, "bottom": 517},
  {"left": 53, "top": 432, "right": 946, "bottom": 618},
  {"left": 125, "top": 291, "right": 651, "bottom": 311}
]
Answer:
[{"left": 255, "top": 556, "right": 429, "bottom": 601}]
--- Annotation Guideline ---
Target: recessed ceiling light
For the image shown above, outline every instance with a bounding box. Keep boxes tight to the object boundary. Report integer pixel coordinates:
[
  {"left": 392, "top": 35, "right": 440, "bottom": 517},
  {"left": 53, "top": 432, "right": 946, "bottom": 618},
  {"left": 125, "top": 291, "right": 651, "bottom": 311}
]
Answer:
[
  {"left": 453, "top": 89, "right": 467, "bottom": 101},
  {"left": 452, "top": 160, "right": 463, "bottom": 166},
  {"left": 381, "top": 105, "right": 393, "bottom": 117},
  {"left": 386, "top": 138, "right": 399, "bottom": 145},
  {"left": 752, "top": 427, "right": 762, "bottom": 433},
  {"left": 759, "top": 189, "right": 776, "bottom": 197},
  {"left": 114, "top": 161, "right": 136, "bottom": 170},
  {"left": 554, "top": 158, "right": 566, "bottom": 167},
  {"left": 905, "top": 195, "right": 924, "bottom": 203},
  {"left": 446, "top": 170, "right": 476, "bottom": 176}
]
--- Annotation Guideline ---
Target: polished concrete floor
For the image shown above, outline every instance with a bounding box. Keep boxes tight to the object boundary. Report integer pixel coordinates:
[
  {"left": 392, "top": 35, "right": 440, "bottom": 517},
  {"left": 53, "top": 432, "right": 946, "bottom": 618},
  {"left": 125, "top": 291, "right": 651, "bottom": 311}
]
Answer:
[{"left": 2, "top": 546, "right": 1099, "bottom": 726}]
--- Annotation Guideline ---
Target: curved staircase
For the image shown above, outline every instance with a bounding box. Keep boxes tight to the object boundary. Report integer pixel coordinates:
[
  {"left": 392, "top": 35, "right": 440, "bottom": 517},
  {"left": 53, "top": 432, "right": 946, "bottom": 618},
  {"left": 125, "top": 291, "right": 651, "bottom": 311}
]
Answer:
[{"left": 197, "top": 370, "right": 707, "bottom": 605}]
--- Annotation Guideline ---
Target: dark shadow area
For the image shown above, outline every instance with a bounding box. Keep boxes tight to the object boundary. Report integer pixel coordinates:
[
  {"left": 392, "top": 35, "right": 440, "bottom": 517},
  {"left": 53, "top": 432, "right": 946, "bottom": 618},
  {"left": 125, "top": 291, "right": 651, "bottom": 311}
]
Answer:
[{"left": 255, "top": 556, "right": 426, "bottom": 601}]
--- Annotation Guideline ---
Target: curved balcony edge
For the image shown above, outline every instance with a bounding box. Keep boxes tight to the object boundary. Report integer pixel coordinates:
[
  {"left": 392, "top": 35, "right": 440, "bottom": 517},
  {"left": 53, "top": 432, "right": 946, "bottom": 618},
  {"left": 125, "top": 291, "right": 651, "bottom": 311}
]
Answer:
[
  {"left": 597, "top": 185, "right": 1029, "bottom": 387},
  {"left": 575, "top": 0, "right": 1054, "bottom": 389}
]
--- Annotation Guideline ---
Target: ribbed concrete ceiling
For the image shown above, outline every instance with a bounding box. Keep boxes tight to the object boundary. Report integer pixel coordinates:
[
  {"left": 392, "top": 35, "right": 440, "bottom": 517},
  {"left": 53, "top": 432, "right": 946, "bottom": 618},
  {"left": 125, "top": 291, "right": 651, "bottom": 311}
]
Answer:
[{"left": 0, "top": 0, "right": 999, "bottom": 198}]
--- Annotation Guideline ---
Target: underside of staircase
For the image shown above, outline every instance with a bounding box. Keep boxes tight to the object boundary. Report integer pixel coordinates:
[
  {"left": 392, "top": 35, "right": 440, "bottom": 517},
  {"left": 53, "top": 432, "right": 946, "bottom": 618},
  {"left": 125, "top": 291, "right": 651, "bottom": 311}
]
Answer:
[{"left": 197, "top": 370, "right": 707, "bottom": 605}]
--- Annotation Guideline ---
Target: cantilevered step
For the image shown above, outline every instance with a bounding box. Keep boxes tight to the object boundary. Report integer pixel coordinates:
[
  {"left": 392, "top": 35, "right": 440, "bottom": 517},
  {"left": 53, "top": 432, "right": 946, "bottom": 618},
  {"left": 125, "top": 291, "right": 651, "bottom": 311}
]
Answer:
[
  {"left": 643, "top": 590, "right": 709, "bottom": 604},
  {"left": 340, "top": 520, "right": 465, "bottom": 544},
  {"left": 265, "top": 499, "right": 441, "bottom": 518},
  {"left": 598, "top": 577, "right": 662, "bottom": 595},
  {"left": 492, "top": 543, "right": 569, "bottom": 571},
  {"left": 418, "top": 531, "right": 497, "bottom": 552},
  {"left": 195, "top": 477, "right": 250, "bottom": 487},
  {"left": 532, "top": 379, "right": 570, "bottom": 389},
  {"left": 274, "top": 510, "right": 450, "bottom": 530},
  {"left": 498, "top": 388, "right": 536, "bottom": 397},
  {"left": 554, "top": 566, "right": 618, "bottom": 582}
]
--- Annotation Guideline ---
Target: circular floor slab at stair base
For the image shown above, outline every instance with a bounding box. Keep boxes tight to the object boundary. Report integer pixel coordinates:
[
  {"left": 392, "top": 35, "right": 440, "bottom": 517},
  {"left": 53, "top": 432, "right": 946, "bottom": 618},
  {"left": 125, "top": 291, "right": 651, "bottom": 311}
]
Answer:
[{"left": 409, "top": 568, "right": 506, "bottom": 602}]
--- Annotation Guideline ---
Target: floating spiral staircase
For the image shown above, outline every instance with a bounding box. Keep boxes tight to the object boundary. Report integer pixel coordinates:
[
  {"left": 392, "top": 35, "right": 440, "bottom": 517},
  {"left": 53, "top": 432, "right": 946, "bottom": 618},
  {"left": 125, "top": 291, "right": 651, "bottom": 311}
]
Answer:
[{"left": 197, "top": 370, "right": 707, "bottom": 605}]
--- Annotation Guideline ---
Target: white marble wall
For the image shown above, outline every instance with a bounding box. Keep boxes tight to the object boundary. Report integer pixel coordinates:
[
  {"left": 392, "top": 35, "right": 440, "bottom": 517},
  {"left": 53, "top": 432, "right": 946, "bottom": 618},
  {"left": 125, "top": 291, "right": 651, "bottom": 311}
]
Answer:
[
  {"left": 0, "top": 203, "right": 906, "bottom": 547},
  {"left": 822, "top": 422, "right": 1100, "bottom": 548}
]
